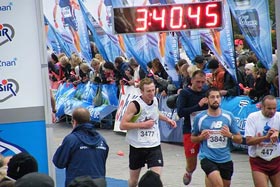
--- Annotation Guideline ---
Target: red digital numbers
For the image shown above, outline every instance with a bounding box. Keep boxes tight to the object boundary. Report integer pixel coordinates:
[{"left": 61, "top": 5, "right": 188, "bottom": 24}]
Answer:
[
  {"left": 136, "top": 8, "right": 148, "bottom": 31},
  {"left": 152, "top": 8, "right": 166, "bottom": 28},
  {"left": 206, "top": 4, "right": 219, "bottom": 26},
  {"left": 188, "top": 6, "right": 201, "bottom": 26},
  {"left": 113, "top": 1, "right": 223, "bottom": 34},
  {"left": 170, "top": 6, "right": 183, "bottom": 29}
]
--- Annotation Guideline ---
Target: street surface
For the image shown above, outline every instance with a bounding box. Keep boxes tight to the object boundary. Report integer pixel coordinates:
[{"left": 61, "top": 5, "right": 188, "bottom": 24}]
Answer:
[{"left": 50, "top": 122, "right": 257, "bottom": 187}]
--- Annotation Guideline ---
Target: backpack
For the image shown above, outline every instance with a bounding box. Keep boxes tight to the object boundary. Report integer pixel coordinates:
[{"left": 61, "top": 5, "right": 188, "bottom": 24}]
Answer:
[{"left": 166, "top": 94, "right": 178, "bottom": 109}]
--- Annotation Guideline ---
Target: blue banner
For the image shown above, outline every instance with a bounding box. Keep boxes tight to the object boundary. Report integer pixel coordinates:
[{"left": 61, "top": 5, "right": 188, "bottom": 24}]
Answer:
[
  {"left": 200, "top": 0, "right": 237, "bottom": 81},
  {"left": 0, "top": 121, "right": 49, "bottom": 173},
  {"left": 163, "top": 33, "right": 179, "bottom": 82},
  {"left": 79, "top": 0, "right": 125, "bottom": 62},
  {"left": 227, "top": 0, "right": 272, "bottom": 69},
  {"left": 55, "top": 82, "right": 118, "bottom": 122},
  {"left": 44, "top": 16, "right": 72, "bottom": 56},
  {"left": 221, "top": 96, "right": 280, "bottom": 149},
  {"left": 179, "top": 31, "right": 201, "bottom": 62}
]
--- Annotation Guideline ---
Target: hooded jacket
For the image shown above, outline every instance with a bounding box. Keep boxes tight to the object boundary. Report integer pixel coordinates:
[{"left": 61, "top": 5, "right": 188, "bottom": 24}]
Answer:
[{"left": 53, "top": 123, "right": 109, "bottom": 187}]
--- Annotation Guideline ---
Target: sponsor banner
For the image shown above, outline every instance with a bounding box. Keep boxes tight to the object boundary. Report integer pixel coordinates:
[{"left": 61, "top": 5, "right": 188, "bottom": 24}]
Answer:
[
  {"left": 0, "top": 0, "right": 49, "bottom": 174},
  {"left": 55, "top": 82, "right": 119, "bottom": 121},
  {"left": 227, "top": 0, "right": 272, "bottom": 69},
  {"left": 0, "top": 1, "right": 44, "bottom": 109},
  {"left": 179, "top": 31, "right": 201, "bottom": 62},
  {"left": 114, "top": 86, "right": 141, "bottom": 132},
  {"left": 0, "top": 121, "right": 49, "bottom": 173},
  {"left": 122, "top": 33, "right": 160, "bottom": 71}
]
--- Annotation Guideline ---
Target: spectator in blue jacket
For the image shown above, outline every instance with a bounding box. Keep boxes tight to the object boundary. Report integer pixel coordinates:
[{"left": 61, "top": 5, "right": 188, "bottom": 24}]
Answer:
[{"left": 53, "top": 107, "right": 109, "bottom": 187}]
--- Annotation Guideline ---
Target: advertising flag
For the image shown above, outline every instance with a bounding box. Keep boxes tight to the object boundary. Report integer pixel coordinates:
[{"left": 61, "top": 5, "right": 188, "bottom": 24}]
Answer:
[
  {"left": 79, "top": 0, "right": 126, "bottom": 62},
  {"left": 79, "top": 0, "right": 113, "bottom": 62},
  {"left": 200, "top": 0, "right": 237, "bottom": 81},
  {"left": 227, "top": 0, "right": 272, "bottom": 69},
  {"left": 43, "top": 0, "right": 92, "bottom": 62},
  {"left": 44, "top": 16, "right": 72, "bottom": 56}
]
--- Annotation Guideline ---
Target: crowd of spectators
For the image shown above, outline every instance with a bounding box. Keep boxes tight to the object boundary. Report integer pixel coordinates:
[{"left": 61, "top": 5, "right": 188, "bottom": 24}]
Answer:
[
  {"left": 48, "top": 38, "right": 278, "bottom": 109},
  {"left": 47, "top": 51, "right": 178, "bottom": 99},
  {"left": 190, "top": 39, "right": 278, "bottom": 103}
]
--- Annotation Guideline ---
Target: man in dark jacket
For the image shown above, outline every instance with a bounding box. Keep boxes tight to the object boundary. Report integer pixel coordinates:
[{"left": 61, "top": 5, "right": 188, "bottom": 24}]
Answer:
[
  {"left": 53, "top": 107, "right": 109, "bottom": 187},
  {"left": 176, "top": 70, "right": 209, "bottom": 186}
]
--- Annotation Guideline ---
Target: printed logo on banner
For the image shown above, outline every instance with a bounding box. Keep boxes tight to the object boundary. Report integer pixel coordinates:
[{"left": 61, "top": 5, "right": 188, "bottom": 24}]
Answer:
[
  {"left": 0, "top": 138, "right": 26, "bottom": 155},
  {"left": 0, "top": 2, "right": 13, "bottom": 12},
  {"left": 0, "top": 24, "right": 15, "bottom": 46},
  {"left": 238, "top": 99, "right": 250, "bottom": 115},
  {"left": 0, "top": 57, "right": 17, "bottom": 67},
  {"left": 0, "top": 79, "right": 19, "bottom": 102}
]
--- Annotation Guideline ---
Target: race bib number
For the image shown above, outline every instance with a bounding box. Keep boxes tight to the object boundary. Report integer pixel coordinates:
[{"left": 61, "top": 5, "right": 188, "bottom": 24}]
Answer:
[
  {"left": 61, "top": 6, "right": 72, "bottom": 18},
  {"left": 207, "top": 130, "right": 227, "bottom": 148},
  {"left": 138, "top": 129, "right": 157, "bottom": 143},
  {"left": 256, "top": 142, "right": 279, "bottom": 161}
]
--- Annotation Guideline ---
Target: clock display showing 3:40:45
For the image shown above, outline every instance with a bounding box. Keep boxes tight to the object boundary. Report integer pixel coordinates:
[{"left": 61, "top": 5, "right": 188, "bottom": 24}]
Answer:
[{"left": 113, "top": 1, "right": 224, "bottom": 34}]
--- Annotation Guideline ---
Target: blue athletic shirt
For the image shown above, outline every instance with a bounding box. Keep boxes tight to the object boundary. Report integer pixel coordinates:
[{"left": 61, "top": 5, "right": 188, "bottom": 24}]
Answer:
[{"left": 192, "top": 110, "right": 240, "bottom": 163}]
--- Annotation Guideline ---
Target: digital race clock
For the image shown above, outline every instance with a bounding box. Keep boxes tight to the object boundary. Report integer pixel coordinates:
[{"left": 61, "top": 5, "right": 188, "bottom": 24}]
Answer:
[{"left": 113, "top": 1, "right": 223, "bottom": 34}]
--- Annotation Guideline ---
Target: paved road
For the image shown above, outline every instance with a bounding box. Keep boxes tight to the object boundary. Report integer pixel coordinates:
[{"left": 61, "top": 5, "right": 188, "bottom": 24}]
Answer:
[{"left": 50, "top": 123, "right": 255, "bottom": 187}]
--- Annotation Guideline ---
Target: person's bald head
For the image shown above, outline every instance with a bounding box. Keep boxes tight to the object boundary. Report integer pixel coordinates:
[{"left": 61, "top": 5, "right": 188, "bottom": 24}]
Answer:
[{"left": 72, "top": 108, "right": 90, "bottom": 124}]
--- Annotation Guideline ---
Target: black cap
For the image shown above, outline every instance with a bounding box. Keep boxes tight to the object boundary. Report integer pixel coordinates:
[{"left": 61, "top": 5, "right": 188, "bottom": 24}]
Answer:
[
  {"left": 7, "top": 153, "right": 38, "bottom": 180},
  {"left": 15, "top": 172, "right": 54, "bottom": 187},
  {"left": 193, "top": 55, "right": 205, "bottom": 64},
  {"left": 207, "top": 59, "right": 219, "bottom": 69},
  {"left": 166, "top": 94, "right": 178, "bottom": 109},
  {"left": 68, "top": 176, "right": 98, "bottom": 187},
  {"left": 138, "top": 170, "right": 163, "bottom": 187}
]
